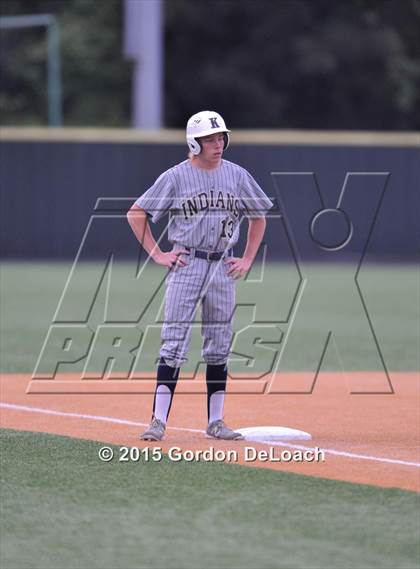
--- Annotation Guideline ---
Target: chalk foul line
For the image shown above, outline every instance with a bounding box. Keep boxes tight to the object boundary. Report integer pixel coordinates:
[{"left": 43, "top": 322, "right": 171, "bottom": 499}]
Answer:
[{"left": 1, "top": 402, "right": 419, "bottom": 468}]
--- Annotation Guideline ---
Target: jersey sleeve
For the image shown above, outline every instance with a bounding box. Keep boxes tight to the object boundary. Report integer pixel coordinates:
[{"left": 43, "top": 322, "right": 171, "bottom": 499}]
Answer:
[
  {"left": 135, "top": 170, "right": 174, "bottom": 223},
  {"left": 239, "top": 169, "right": 273, "bottom": 218}
]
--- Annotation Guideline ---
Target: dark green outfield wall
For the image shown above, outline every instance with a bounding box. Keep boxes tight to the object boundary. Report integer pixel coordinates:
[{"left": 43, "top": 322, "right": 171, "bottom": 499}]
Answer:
[{"left": 1, "top": 136, "right": 418, "bottom": 261}]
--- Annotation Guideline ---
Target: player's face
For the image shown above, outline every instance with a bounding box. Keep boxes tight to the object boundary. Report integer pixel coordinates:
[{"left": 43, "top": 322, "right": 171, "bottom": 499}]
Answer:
[{"left": 199, "top": 133, "right": 225, "bottom": 162}]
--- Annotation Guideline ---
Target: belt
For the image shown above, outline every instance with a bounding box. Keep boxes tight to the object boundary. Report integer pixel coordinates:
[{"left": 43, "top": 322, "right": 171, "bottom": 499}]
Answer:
[{"left": 186, "top": 247, "right": 232, "bottom": 261}]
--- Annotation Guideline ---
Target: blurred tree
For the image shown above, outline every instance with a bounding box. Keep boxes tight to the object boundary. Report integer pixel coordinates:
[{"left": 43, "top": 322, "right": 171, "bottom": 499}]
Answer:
[
  {"left": 0, "top": 0, "right": 132, "bottom": 126},
  {"left": 165, "top": 0, "right": 420, "bottom": 129},
  {"left": 1, "top": 0, "right": 419, "bottom": 129}
]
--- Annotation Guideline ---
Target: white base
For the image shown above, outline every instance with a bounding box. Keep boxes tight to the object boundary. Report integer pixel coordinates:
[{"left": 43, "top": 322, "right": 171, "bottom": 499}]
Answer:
[{"left": 237, "top": 426, "right": 312, "bottom": 442}]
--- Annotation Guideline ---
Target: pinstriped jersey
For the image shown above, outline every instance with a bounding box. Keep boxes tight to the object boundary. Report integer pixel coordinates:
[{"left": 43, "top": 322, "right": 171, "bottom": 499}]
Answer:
[{"left": 135, "top": 159, "right": 273, "bottom": 251}]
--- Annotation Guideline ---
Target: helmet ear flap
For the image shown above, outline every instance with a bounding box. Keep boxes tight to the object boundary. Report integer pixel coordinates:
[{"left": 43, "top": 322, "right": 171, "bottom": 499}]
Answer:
[
  {"left": 187, "top": 137, "right": 202, "bottom": 155},
  {"left": 223, "top": 132, "right": 229, "bottom": 150}
]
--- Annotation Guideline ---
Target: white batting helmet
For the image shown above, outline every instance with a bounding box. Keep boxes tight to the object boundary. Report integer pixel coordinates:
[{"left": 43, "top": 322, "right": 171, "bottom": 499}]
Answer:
[{"left": 186, "top": 110, "right": 231, "bottom": 155}]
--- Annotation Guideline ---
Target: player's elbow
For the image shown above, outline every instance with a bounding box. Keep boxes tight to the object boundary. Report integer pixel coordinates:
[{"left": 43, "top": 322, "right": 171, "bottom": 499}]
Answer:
[{"left": 250, "top": 216, "right": 266, "bottom": 227}]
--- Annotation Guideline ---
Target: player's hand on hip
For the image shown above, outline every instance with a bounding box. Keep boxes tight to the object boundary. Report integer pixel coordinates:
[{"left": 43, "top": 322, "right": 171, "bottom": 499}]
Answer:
[
  {"left": 152, "top": 249, "right": 189, "bottom": 269},
  {"left": 224, "top": 256, "right": 252, "bottom": 279}
]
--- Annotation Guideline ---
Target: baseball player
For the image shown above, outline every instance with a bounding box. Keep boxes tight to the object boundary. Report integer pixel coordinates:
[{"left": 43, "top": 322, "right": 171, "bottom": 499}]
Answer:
[{"left": 127, "top": 110, "right": 273, "bottom": 441}]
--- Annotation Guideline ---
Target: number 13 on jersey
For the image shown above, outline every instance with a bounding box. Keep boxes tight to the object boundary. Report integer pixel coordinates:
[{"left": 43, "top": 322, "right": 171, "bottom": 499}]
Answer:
[{"left": 220, "top": 217, "right": 234, "bottom": 238}]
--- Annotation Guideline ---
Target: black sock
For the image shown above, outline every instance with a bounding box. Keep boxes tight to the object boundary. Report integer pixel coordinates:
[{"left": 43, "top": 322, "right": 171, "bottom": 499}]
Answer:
[{"left": 152, "top": 357, "right": 180, "bottom": 423}]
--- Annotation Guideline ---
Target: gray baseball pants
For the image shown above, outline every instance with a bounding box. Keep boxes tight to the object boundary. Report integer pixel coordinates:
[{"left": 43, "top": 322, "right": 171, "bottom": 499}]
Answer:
[{"left": 160, "top": 248, "right": 235, "bottom": 368}]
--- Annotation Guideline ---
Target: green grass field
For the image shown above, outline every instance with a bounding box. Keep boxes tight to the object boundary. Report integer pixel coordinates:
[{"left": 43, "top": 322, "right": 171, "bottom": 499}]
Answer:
[
  {"left": 1, "top": 429, "right": 419, "bottom": 569},
  {"left": 1, "top": 262, "right": 418, "bottom": 374},
  {"left": 1, "top": 262, "right": 419, "bottom": 569}
]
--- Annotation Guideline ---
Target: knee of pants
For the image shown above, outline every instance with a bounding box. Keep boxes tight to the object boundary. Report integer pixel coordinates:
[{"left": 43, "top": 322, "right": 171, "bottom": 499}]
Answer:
[
  {"left": 202, "top": 341, "right": 232, "bottom": 365},
  {"left": 160, "top": 337, "right": 191, "bottom": 368},
  {"left": 159, "top": 353, "right": 188, "bottom": 368},
  {"left": 202, "top": 326, "right": 233, "bottom": 356},
  {"left": 162, "top": 323, "right": 191, "bottom": 342}
]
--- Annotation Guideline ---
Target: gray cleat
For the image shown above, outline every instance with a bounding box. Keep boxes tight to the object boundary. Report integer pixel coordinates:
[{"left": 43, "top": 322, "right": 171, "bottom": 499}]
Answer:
[
  {"left": 140, "top": 417, "right": 166, "bottom": 441},
  {"left": 206, "top": 419, "right": 244, "bottom": 440}
]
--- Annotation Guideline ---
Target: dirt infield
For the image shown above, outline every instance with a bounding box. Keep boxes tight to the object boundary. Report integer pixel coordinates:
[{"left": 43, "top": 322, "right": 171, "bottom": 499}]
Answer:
[{"left": 1, "top": 372, "right": 419, "bottom": 492}]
